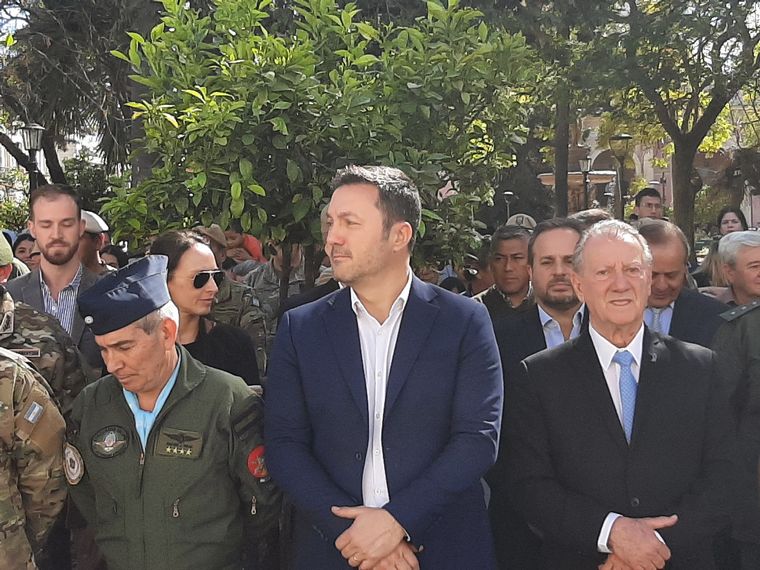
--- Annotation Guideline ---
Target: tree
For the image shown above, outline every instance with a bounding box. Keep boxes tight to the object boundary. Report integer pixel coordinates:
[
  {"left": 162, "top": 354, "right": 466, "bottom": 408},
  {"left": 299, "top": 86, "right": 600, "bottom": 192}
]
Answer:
[
  {"left": 600, "top": 0, "right": 760, "bottom": 245},
  {"left": 105, "top": 0, "right": 536, "bottom": 296}
]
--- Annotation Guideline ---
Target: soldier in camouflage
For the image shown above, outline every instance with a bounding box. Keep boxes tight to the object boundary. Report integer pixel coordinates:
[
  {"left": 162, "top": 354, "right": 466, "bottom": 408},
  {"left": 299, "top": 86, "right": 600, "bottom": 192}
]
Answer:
[
  {"left": 0, "top": 285, "right": 93, "bottom": 418},
  {"left": 194, "top": 225, "right": 269, "bottom": 379},
  {"left": 245, "top": 243, "right": 304, "bottom": 354},
  {"left": 0, "top": 346, "right": 67, "bottom": 569}
]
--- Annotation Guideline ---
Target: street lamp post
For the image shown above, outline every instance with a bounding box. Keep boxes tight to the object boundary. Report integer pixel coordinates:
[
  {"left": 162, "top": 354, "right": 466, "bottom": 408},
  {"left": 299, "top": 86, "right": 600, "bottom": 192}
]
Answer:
[
  {"left": 20, "top": 123, "right": 45, "bottom": 194},
  {"left": 579, "top": 156, "right": 592, "bottom": 210},
  {"left": 609, "top": 134, "right": 633, "bottom": 220},
  {"left": 503, "top": 191, "right": 514, "bottom": 223}
]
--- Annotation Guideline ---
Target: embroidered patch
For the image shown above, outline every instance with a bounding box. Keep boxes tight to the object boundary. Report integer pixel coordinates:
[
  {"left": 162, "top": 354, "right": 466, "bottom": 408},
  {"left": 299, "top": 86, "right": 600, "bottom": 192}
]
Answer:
[
  {"left": 91, "top": 426, "right": 129, "bottom": 458},
  {"left": 156, "top": 428, "right": 203, "bottom": 459},
  {"left": 23, "top": 402, "right": 44, "bottom": 424},
  {"left": 64, "top": 443, "right": 84, "bottom": 485},
  {"left": 247, "top": 445, "right": 269, "bottom": 480}
]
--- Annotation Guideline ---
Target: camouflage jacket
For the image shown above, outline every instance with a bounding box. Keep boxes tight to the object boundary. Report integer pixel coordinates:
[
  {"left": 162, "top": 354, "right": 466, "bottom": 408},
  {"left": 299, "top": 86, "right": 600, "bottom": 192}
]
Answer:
[
  {"left": 245, "top": 261, "right": 304, "bottom": 354},
  {"left": 0, "top": 290, "right": 93, "bottom": 418},
  {"left": 0, "top": 347, "right": 66, "bottom": 569},
  {"left": 208, "top": 279, "right": 268, "bottom": 380}
]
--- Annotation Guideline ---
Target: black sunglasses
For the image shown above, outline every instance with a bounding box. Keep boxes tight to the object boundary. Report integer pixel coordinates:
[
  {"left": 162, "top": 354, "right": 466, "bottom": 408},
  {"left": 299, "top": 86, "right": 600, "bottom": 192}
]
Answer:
[{"left": 193, "top": 270, "right": 224, "bottom": 289}]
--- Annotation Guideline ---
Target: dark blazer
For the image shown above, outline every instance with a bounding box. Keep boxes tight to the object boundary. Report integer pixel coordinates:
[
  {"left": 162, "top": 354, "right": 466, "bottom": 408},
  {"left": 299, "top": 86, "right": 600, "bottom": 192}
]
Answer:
[
  {"left": 266, "top": 278, "right": 503, "bottom": 569},
  {"left": 668, "top": 287, "right": 728, "bottom": 347},
  {"left": 6, "top": 267, "right": 102, "bottom": 370},
  {"left": 505, "top": 328, "right": 738, "bottom": 570}
]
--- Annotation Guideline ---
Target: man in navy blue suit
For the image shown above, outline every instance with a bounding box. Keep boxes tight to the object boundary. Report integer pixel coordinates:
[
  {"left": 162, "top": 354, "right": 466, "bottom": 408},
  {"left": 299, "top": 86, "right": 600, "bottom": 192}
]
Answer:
[{"left": 266, "top": 165, "right": 503, "bottom": 569}]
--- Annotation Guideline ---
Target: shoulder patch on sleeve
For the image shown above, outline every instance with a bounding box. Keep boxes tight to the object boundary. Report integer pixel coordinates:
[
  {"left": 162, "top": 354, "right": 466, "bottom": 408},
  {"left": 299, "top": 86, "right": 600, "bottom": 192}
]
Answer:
[{"left": 720, "top": 299, "right": 760, "bottom": 322}]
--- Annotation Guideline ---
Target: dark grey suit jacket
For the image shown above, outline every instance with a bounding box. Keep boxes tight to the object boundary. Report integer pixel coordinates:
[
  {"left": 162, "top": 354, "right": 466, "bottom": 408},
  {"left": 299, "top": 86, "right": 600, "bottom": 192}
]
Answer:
[
  {"left": 669, "top": 287, "right": 728, "bottom": 347},
  {"left": 6, "top": 267, "right": 102, "bottom": 371}
]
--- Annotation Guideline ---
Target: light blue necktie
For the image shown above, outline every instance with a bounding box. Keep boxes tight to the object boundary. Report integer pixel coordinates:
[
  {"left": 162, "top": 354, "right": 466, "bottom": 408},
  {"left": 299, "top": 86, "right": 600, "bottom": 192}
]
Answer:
[{"left": 612, "top": 350, "right": 637, "bottom": 443}]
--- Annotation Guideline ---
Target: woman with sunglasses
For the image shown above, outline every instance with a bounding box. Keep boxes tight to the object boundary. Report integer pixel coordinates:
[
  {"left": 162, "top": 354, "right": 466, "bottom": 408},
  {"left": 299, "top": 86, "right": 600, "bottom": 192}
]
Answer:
[{"left": 149, "top": 230, "right": 259, "bottom": 385}]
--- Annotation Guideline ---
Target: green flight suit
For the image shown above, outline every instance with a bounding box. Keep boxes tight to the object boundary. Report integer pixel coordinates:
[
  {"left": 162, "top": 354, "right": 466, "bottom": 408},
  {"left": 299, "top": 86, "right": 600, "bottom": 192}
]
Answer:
[{"left": 66, "top": 346, "right": 281, "bottom": 570}]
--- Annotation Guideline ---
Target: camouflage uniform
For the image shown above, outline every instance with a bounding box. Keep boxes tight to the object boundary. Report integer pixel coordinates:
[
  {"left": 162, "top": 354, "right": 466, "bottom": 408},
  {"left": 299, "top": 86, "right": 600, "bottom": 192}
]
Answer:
[
  {"left": 209, "top": 279, "right": 268, "bottom": 380},
  {"left": 245, "top": 261, "right": 304, "bottom": 355},
  {"left": 0, "top": 346, "right": 67, "bottom": 569},
  {"left": 0, "top": 289, "right": 92, "bottom": 418}
]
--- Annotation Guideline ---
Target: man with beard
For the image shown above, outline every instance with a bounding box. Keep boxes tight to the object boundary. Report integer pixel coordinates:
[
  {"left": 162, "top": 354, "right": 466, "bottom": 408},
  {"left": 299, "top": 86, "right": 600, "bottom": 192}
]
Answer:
[
  {"left": 487, "top": 217, "right": 585, "bottom": 570},
  {"left": 7, "top": 185, "right": 102, "bottom": 372}
]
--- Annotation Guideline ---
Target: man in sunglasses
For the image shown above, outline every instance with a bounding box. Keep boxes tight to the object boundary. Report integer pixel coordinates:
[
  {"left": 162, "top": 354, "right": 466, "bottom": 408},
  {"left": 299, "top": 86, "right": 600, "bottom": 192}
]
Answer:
[{"left": 68, "top": 255, "right": 281, "bottom": 570}]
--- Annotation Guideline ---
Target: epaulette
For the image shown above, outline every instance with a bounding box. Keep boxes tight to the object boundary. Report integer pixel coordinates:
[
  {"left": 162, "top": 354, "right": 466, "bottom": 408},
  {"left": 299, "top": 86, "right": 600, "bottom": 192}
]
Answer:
[{"left": 720, "top": 298, "right": 760, "bottom": 322}]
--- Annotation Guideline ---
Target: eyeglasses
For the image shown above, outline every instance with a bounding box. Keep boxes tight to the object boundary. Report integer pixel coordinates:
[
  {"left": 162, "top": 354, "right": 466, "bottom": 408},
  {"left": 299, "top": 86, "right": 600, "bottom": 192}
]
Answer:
[{"left": 193, "top": 270, "right": 224, "bottom": 289}]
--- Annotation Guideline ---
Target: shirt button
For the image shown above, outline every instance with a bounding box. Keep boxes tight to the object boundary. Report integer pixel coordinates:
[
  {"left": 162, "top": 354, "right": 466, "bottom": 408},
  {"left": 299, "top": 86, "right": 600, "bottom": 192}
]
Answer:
[
  {"left": 375, "top": 413, "right": 381, "bottom": 420},
  {"left": 630, "top": 497, "right": 640, "bottom": 507},
  {"left": 374, "top": 449, "right": 380, "bottom": 455},
  {"left": 375, "top": 489, "right": 382, "bottom": 495},
  {"left": 354, "top": 452, "right": 362, "bottom": 461}
]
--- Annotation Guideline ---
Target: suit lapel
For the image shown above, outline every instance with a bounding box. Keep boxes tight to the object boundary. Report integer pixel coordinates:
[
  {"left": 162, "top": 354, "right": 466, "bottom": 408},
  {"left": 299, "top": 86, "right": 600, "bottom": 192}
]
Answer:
[
  {"left": 385, "top": 279, "right": 439, "bottom": 412},
  {"left": 525, "top": 305, "right": 547, "bottom": 353},
  {"left": 571, "top": 332, "right": 629, "bottom": 452},
  {"left": 322, "top": 289, "right": 368, "bottom": 424},
  {"left": 29, "top": 270, "right": 44, "bottom": 308},
  {"left": 631, "top": 329, "right": 668, "bottom": 446},
  {"left": 668, "top": 291, "right": 689, "bottom": 339}
]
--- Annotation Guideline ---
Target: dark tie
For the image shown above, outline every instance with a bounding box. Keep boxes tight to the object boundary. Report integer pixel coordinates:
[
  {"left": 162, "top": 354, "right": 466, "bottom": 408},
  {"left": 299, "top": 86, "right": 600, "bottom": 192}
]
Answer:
[{"left": 612, "top": 350, "right": 637, "bottom": 443}]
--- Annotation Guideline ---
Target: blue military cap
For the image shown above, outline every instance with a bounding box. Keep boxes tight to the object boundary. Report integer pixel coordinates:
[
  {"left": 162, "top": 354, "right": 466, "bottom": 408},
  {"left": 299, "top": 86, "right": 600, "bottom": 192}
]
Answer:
[{"left": 78, "top": 255, "right": 171, "bottom": 335}]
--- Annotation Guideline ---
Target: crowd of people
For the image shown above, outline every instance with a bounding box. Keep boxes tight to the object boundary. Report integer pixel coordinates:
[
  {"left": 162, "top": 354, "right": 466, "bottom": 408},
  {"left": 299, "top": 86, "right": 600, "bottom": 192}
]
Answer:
[{"left": 0, "top": 171, "right": 758, "bottom": 570}]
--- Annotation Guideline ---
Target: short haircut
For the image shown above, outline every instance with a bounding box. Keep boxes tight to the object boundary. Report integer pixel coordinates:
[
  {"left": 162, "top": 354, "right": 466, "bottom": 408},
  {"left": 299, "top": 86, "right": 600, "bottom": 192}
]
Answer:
[
  {"left": 489, "top": 225, "right": 531, "bottom": 258},
  {"left": 635, "top": 218, "right": 689, "bottom": 263},
  {"left": 718, "top": 230, "right": 760, "bottom": 267},
  {"left": 135, "top": 301, "right": 179, "bottom": 334},
  {"left": 573, "top": 219, "right": 652, "bottom": 272},
  {"left": 12, "top": 233, "right": 35, "bottom": 255},
  {"left": 528, "top": 218, "right": 584, "bottom": 265},
  {"left": 330, "top": 165, "right": 421, "bottom": 251},
  {"left": 100, "top": 244, "right": 129, "bottom": 268},
  {"left": 634, "top": 187, "right": 662, "bottom": 206},
  {"left": 568, "top": 208, "right": 613, "bottom": 230},
  {"left": 717, "top": 206, "right": 748, "bottom": 231},
  {"left": 29, "top": 184, "right": 81, "bottom": 219},
  {"left": 149, "top": 230, "right": 210, "bottom": 275}
]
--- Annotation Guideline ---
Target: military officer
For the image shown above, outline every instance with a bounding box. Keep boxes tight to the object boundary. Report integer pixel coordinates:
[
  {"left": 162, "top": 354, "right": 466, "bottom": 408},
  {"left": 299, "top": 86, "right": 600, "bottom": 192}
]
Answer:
[
  {"left": 712, "top": 300, "right": 760, "bottom": 569},
  {"left": 66, "top": 255, "right": 281, "bottom": 570},
  {"left": 0, "top": 347, "right": 66, "bottom": 569},
  {"left": 0, "top": 285, "right": 92, "bottom": 417}
]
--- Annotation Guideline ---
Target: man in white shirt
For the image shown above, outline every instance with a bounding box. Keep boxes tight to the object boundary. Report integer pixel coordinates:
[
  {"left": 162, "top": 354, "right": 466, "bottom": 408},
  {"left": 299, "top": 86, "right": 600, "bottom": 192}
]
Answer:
[
  {"left": 266, "top": 165, "right": 503, "bottom": 569},
  {"left": 506, "top": 220, "right": 739, "bottom": 570}
]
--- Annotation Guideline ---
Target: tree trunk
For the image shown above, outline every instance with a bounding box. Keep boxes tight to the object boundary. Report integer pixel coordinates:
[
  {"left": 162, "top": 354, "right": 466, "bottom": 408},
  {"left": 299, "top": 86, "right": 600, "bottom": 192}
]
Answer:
[
  {"left": 41, "top": 134, "right": 67, "bottom": 184},
  {"left": 278, "top": 244, "right": 292, "bottom": 306},
  {"left": 554, "top": 82, "right": 570, "bottom": 217},
  {"left": 303, "top": 243, "right": 318, "bottom": 290},
  {"left": 671, "top": 141, "right": 699, "bottom": 260}
]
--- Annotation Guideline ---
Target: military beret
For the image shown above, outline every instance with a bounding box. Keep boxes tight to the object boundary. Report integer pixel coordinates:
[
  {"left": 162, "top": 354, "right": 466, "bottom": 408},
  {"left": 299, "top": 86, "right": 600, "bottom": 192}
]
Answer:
[
  {"left": 78, "top": 255, "right": 171, "bottom": 335},
  {"left": 82, "top": 210, "right": 109, "bottom": 233}
]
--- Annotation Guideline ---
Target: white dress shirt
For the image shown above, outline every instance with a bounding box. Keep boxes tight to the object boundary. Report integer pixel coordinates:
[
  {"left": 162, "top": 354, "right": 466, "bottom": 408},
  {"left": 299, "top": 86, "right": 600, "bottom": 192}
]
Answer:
[
  {"left": 588, "top": 323, "right": 665, "bottom": 553},
  {"left": 538, "top": 304, "right": 585, "bottom": 349},
  {"left": 644, "top": 303, "right": 674, "bottom": 335},
  {"left": 351, "top": 270, "right": 413, "bottom": 508}
]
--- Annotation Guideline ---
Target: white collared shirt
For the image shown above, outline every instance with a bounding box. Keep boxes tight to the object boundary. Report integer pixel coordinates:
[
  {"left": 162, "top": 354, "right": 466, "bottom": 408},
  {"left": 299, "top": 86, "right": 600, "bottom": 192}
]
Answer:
[
  {"left": 588, "top": 323, "right": 665, "bottom": 552},
  {"left": 537, "top": 304, "right": 585, "bottom": 349},
  {"left": 644, "top": 303, "right": 674, "bottom": 335},
  {"left": 350, "top": 270, "right": 413, "bottom": 508}
]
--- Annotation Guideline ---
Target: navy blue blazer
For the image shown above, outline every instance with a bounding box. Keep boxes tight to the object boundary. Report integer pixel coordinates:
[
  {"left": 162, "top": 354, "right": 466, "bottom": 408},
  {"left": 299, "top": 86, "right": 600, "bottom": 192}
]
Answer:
[
  {"left": 669, "top": 287, "right": 728, "bottom": 347},
  {"left": 266, "top": 277, "right": 503, "bottom": 569}
]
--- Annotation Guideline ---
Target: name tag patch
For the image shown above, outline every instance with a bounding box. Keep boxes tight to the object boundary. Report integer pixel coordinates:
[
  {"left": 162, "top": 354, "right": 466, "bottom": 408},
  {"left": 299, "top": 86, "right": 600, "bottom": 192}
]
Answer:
[
  {"left": 156, "top": 428, "right": 203, "bottom": 459},
  {"left": 10, "top": 348, "right": 41, "bottom": 359},
  {"left": 91, "top": 426, "right": 129, "bottom": 458}
]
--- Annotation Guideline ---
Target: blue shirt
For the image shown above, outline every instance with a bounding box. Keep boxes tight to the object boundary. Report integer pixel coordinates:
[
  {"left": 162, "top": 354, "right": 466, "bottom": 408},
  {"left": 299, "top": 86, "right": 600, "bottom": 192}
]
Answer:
[
  {"left": 644, "top": 303, "right": 674, "bottom": 335},
  {"left": 40, "top": 265, "right": 83, "bottom": 335},
  {"left": 123, "top": 351, "right": 181, "bottom": 450},
  {"left": 538, "top": 304, "right": 585, "bottom": 349}
]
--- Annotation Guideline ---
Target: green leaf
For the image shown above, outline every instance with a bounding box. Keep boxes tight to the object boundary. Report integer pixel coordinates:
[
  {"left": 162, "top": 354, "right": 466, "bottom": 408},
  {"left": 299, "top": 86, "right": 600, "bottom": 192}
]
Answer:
[
  {"left": 354, "top": 54, "right": 379, "bottom": 67},
  {"left": 126, "top": 32, "right": 145, "bottom": 44},
  {"left": 128, "top": 41, "right": 141, "bottom": 68},
  {"left": 356, "top": 22, "right": 379, "bottom": 41},
  {"left": 257, "top": 207, "right": 268, "bottom": 224},
  {"left": 231, "top": 181, "right": 242, "bottom": 199},
  {"left": 127, "top": 218, "right": 141, "bottom": 230},
  {"left": 231, "top": 197, "right": 245, "bottom": 217},
  {"left": 286, "top": 159, "right": 301, "bottom": 183},
  {"left": 198, "top": 172, "right": 207, "bottom": 188},
  {"left": 239, "top": 158, "right": 253, "bottom": 179},
  {"left": 213, "top": 137, "right": 228, "bottom": 146},
  {"left": 418, "top": 219, "right": 426, "bottom": 238},
  {"left": 110, "top": 49, "right": 130, "bottom": 63},
  {"left": 292, "top": 199, "right": 310, "bottom": 222},
  {"left": 242, "top": 134, "right": 255, "bottom": 145},
  {"left": 478, "top": 21, "right": 488, "bottom": 42},
  {"left": 248, "top": 184, "right": 266, "bottom": 196},
  {"left": 270, "top": 117, "right": 288, "bottom": 135},
  {"left": 272, "top": 101, "right": 292, "bottom": 110},
  {"left": 162, "top": 113, "right": 179, "bottom": 128}
]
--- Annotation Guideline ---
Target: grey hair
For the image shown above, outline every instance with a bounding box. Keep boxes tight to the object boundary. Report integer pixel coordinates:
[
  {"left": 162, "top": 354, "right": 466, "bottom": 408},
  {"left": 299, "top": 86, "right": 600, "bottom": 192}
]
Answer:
[
  {"left": 573, "top": 219, "right": 653, "bottom": 272},
  {"left": 134, "top": 301, "right": 179, "bottom": 335},
  {"left": 718, "top": 231, "right": 760, "bottom": 267}
]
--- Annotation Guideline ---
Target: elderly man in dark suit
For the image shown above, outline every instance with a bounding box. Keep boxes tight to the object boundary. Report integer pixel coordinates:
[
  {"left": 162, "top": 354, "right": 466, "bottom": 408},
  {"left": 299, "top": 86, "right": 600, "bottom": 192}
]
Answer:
[
  {"left": 6, "top": 184, "right": 101, "bottom": 372},
  {"left": 266, "top": 165, "right": 503, "bottom": 569},
  {"left": 636, "top": 219, "right": 727, "bottom": 347},
  {"left": 506, "top": 220, "right": 738, "bottom": 570}
]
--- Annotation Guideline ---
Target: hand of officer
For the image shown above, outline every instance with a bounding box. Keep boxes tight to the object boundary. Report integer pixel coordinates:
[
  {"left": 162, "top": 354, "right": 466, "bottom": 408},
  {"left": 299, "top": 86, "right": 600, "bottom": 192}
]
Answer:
[
  {"left": 608, "top": 515, "right": 677, "bottom": 570},
  {"left": 598, "top": 553, "right": 634, "bottom": 570},
  {"left": 370, "top": 541, "right": 420, "bottom": 570},
  {"left": 332, "top": 506, "right": 406, "bottom": 568}
]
